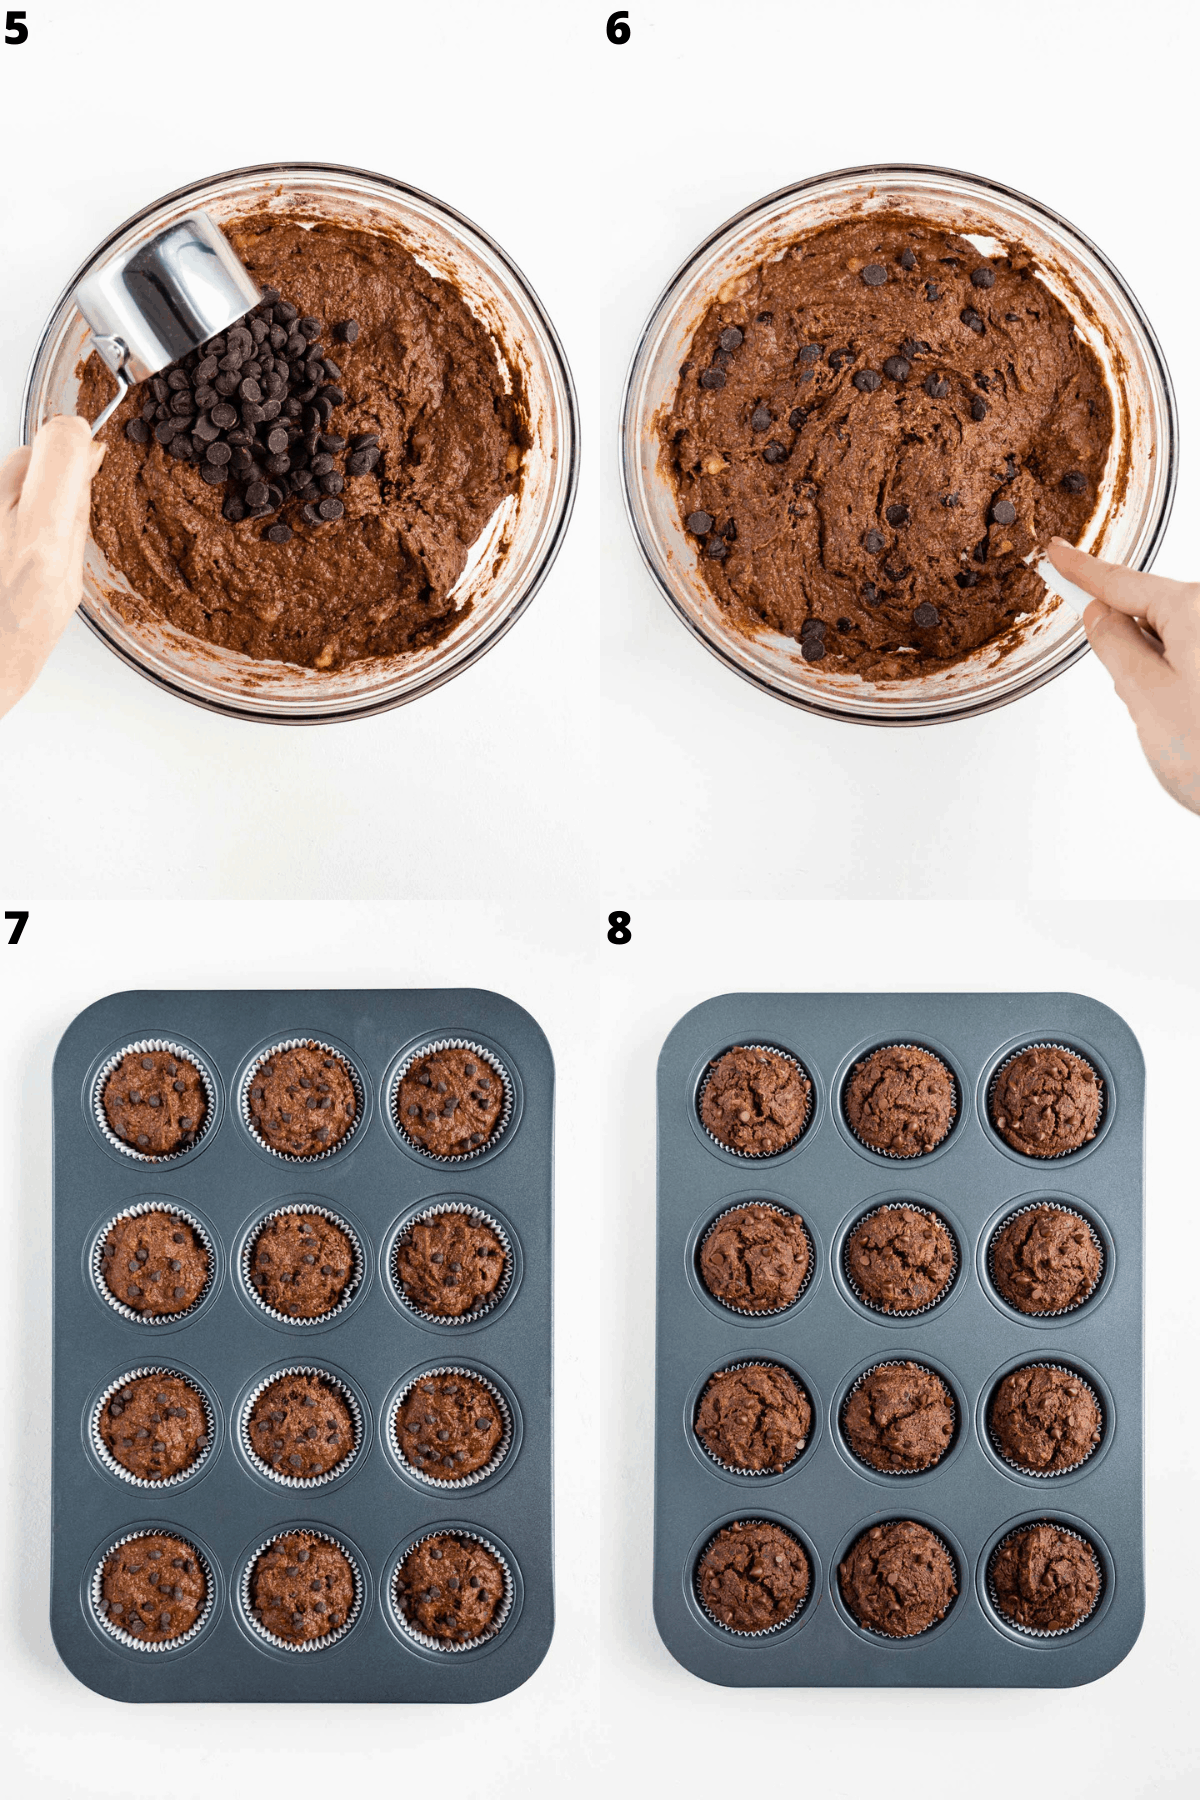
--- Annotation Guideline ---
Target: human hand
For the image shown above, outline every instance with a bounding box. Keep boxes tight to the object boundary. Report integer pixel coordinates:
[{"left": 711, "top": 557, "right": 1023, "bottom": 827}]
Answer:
[
  {"left": 1047, "top": 537, "right": 1200, "bottom": 816},
  {"left": 0, "top": 414, "right": 105, "bottom": 720}
]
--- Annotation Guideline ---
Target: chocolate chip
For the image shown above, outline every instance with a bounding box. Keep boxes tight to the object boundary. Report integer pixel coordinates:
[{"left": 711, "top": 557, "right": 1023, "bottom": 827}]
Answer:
[
  {"left": 317, "top": 498, "right": 344, "bottom": 521},
  {"left": 971, "top": 266, "right": 996, "bottom": 288},
  {"left": 924, "top": 374, "right": 951, "bottom": 399},
  {"left": 924, "top": 281, "right": 940, "bottom": 302},
  {"left": 827, "top": 347, "right": 854, "bottom": 372},
  {"left": 762, "top": 440, "right": 788, "bottom": 464},
  {"left": 913, "top": 602, "right": 940, "bottom": 627},
  {"left": 956, "top": 569, "right": 980, "bottom": 588},
  {"left": 836, "top": 617, "right": 853, "bottom": 632},
  {"left": 853, "top": 369, "right": 882, "bottom": 393},
  {"left": 882, "top": 356, "right": 910, "bottom": 382},
  {"left": 685, "top": 510, "right": 714, "bottom": 535},
  {"left": 884, "top": 504, "right": 909, "bottom": 528},
  {"left": 861, "top": 263, "right": 887, "bottom": 286},
  {"left": 961, "top": 308, "right": 985, "bottom": 334},
  {"left": 750, "top": 404, "right": 772, "bottom": 433},
  {"left": 801, "top": 637, "right": 826, "bottom": 662},
  {"left": 991, "top": 498, "right": 1017, "bottom": 525},
  {"left": 898, "top": 249, "right": 917, "bottom": 270},
  {"left": 264, "top": 522, "right": 293, "bottom": 544},
  {"left": 124, "top": 418, "right": 151, "bottom": 444},
  {"left": 862, "top": 530, "right": 886, "bottom": 554},
  {"left": 716, "top": 325, "right": 744, "bottom": 353},
  {"left": 699, "top": 367, "right": 726, "bottom": 389},
  {"left": 971, "top": 397, "right": 989, "bottom": 421},
  {"left": 863, "top": 583, "right": 880, "bottom": 604},
  {"left": 705, "top": 536, "right": 727, "bottom": 559},
  {"left": 1062, "top": 470, "right": 1088, "bottom": 493}
]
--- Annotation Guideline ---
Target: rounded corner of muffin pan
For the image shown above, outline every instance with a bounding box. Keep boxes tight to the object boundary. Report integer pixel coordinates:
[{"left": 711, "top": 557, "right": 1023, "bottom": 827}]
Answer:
[
  {"left": 232, "top": 1358, "right": 373, "bottom": 1495},
  {"left": 232, "top": 1519, "right": 370, "bottom": 1658},
  {"left": 84, "top": 1359, "right": 224, "bottom": 1494},
  {"left": 684, "top": 1191, "right": 823, "bottom": 1328},
  {"left": 684, "top": 1353, "right": 823, "bottom": 1487},
  {"left": 975, "top": 1352, "right": 1115, "bottom": 1488},
  {"left": 975, "top": 1191, "right": 1116, "bottom": 1330},
  {"left": 379, "top": 1522, "right": 524, "bottom": 1661},
  {"left": 683, "top": 1511, "right": 822, "bottom": 1647},
  {"left": 974, "top": 1511, "right": 1116, "bottom": 1650},
  {"left": 380, "top": 1359, "right": 523, "bottom": 1496},
  {"left": 379, "top": 1032, "right": 524, "bottom": 1169},
  {"left": 379, "top": 1197, "right": 523, "bottom": 1335},
  {"left": 233, "top": 1196, "right": 372, "bottom": 1334},
  {"left": 685, "top": 1039, "right": 824, "bottom": 1167},
  {"left": 831, "top": 1192, "right": 968, "bottom": 1328},
  {"left": 830, "top": 1350, "right": 969, "bottom": 1489},
  {"left": 82, "top": 1033, "right": 224, "bottom": 1169},
  {"left": 85, "top": 1197, "right": 225, "bottom": 1333},
  {"left": 233, "top": 1032, "right": 373, "bottom": 1166},
  {"left": 828, "top": 1511, "right": 968, "bottom": 1649},
  {"left": 830, "top": 1033, "right": 967, "bottom": 1169},
  {"left": 82, "top": 1519, "right": 223, "bottom": 1659},
  {"left": 975, "top": 1034, "right": 1117, "bottom": 1169}
]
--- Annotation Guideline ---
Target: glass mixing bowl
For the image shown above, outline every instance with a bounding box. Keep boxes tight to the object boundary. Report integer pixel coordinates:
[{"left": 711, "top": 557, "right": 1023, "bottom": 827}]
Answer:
[
  {"left": 621, "top": 164, "right": 1177, "bottom": 726},
  {"left": 24, "top": 163, "right": 578, "bottom": 724}
]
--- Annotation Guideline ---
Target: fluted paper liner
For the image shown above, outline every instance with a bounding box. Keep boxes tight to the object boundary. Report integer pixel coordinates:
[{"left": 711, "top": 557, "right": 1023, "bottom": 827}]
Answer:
[
  {"left": 389, "top": 1528, "right": 515, "bottom": 1653},
  {"left": 91, "top": 1528, "right": 215, "bottom": 1653}
]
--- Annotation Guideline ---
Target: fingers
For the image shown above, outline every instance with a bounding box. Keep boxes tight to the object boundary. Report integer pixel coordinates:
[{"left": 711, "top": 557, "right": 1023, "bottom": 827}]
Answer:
[
  {"left": 13, "top": 414, "right": 103, "bottom": 594},
  {"left": 1048, "top": 537, "right": 1199, "bottom": 639},
  {"left": 0, "top": 445, "right": 32, "bottom": 516},
  {"left": 1083, "top": 597, "right": 1173, "bottom": 714}
]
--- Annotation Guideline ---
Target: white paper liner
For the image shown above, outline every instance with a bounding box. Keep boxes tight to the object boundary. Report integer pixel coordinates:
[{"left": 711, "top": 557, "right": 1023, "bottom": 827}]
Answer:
[
  {"left": 987, "top": 1041, "right": 1106, "bottom": 1159},
  {"left": 239, "top": 1365, "right": 365, "bottom": 1489},
  {"left": 842, "top": 1202, "right": 960, "bottom": 1318},
  {"left": 695, "top": 1043, "right": 813, "bottom": 1159},
  {"left": 92, "top": 1039, "right": 217, "bottom": 1163},
  {"left": 389, "top": 1202, "right": 514, "bottom": 1327},
  {"left": 388, "top": 1529, "right": 515, "bottom": 1653},
  {"left": 694, "top": 1518, "right": 813, "bottom": 1637},
  {"left": 697, "top": 1201, "right": 814, "bottom": 1317},
  {"left": 986, "top": 1362, "right": 1105, "bottom": 1479},
  {"left": 240, "top": 1527, "right": 364, "bottom": 1653},
  {"left": 838, "top": 1521, "right": 959, "bottom": 1640},
  {"left": 91, "top": 1528, "right": 216, "bottom": 1653},
  {"left": 92, "top": 1200, "right": 217, "bottom": 1327},
  {"left": 388, "top": 1366, "right": 514, "bottom": 1489},
  {"left": 986, "top": 1200, "right": 1106, "bottom": 1319},
  {"left": 693, "top": 1361, "right": 814, "bottom": 1479},
  {"left": 239, "top": 1038, "right": 366, "bottom": 1163},
  {"left": 986, "top": 1520, "right": 1104, "bottom": 1637},
  {"left": 91, "top": 1366, "right": 217, "bottom": 1490},
  {"left": 240, "top": 1203, "right": 365, "bottom": 1327},
  {"left": 842, "top": 1043, "right": 958, "bottom": 1160},
  {"left": 839, "top": 1359, "right": 958, "bottom": 1477},
  {"left": 389, "top": 1039, "right": 514, "bottom": 1163}
]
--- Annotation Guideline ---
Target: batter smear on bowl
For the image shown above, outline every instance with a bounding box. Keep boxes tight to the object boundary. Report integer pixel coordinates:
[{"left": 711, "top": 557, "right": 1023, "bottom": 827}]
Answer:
[{"left": 662, "top": 216, "right": 1112, "bottom": 677}]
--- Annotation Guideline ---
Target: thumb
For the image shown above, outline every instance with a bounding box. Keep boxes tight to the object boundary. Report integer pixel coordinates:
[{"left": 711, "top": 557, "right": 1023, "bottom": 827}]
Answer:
[{"left": 1083, "top": 597, "right": 1173, "bottom": 717}]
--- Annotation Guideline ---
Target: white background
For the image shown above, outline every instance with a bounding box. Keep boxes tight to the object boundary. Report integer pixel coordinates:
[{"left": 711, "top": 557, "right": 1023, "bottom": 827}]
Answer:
[{"left": 1, "top": 2, "right": 1198, "bottom": 1796}]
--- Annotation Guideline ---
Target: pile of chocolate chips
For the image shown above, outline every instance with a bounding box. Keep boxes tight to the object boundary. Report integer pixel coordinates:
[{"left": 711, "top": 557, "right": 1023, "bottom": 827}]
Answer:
[{"left": 122, "top": 286, "right": 380, "bottom": 541}]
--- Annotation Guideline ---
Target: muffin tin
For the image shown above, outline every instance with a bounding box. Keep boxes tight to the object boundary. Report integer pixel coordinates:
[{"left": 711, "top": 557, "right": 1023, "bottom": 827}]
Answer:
[
  {"left": 52, "top": 988, "right": 553, "bottom": 1702},
  {"left": 654, "top": 993, "right": 1143, "bottom": 1686}
]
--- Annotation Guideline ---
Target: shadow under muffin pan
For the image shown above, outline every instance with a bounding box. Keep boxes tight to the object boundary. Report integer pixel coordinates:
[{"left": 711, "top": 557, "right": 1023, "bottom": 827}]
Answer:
[
  {"left": 655, "top": 993, "right": 1144, "bottom": 1688},
  {"left": 52, "top": 988, "right": 553, "bottom": 1703}
]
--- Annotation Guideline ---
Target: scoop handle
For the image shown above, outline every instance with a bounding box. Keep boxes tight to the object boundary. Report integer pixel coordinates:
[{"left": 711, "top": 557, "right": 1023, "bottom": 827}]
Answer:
[{"left": 87, "top": 336, "right": 135, "bottom": 437}]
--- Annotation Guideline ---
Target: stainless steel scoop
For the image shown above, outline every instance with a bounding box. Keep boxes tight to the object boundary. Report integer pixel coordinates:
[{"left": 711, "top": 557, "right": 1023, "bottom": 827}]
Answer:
[{"left": 75, "top": 211, "right": 260, "bottom": 435}]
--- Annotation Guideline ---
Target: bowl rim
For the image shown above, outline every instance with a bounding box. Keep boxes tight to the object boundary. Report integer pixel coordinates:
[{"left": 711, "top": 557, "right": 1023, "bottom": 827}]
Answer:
[
  {"left": 23, "top": 159, "right": 580, "bottom": 726},
  {"left": 619, "top": 160, "right": 1178, "bottom": 728}
]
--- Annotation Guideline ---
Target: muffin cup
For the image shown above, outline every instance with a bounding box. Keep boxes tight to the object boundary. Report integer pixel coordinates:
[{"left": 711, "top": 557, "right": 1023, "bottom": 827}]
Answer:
[
  {"left": 696, "top": 1201, "right": 815, "bottom": 1318},
  {"left": 90, "top": 1366, "right": 217, "bottom": 1490},
  {"left": 695, "top": 1044, "right": 813, "bottom": 1159},
  {"left": 839, "top": 1359, "right": 958, "bottom": 1478},
  {"left": 239, "top": 1365, "right": 365, "bottom": 1489},
  {"left": 241, "top": 1203, "right": 365, "bottom": 1327},
  {"left": 388, "top": 1529, "right": 515, "bottom": 1653},
  {"left": 92, "top": 1039, "right": 217, "bottom": 1163},
  {"left": 986, "top": 1200, "right": 1106, "bottom": 1319},
  {"left": 841, "top": 1203, "right": 960, "bottom": 1318},
  {"left": 388, "top": 1202, "right": 514, "bottom": 1327},
  {"left": 91, "top": 1528, "right": 216, "bottom": 1653},
  {"left": 693, "top": 1518, "right": 813, "bottom": 1637},
  {"left": 389, "top": 1038, "right": 514, "bottom": 1163},
  {"left": 841, "top": 1043, "right": 958, "bottom": 1160},
  {"left": 986, "top": 1362, "right": 1105, "bottom": 1479},
  {"left": 240, "top": 1526, "right": 364, "bottom": 1653},
  {"left": 838, "top": 1521, "right": 960, "bottom": 1641},
  {"left": 388, "top": 1366, "right": 513, "bottom": 1490},
  {"left": 239, "top": 1038, "right": 366, "bottom": 1163},
  {"left": 92, "top": 1200, "right": 218, "bottom": 1327},
  {"left": 987, "top": 1042, "right": 1106, "bottom": 1159},
  {"left": 985, "top": 1520, "right": 1104, "bottom": 1638},
  {"left": 693, "top": 1361, "right": 813, "bottom": 1479}
]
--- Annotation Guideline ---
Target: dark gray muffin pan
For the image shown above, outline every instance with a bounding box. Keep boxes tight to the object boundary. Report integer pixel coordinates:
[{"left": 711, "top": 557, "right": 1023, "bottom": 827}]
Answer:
[
  {"left": 52, "top": 989, "right": 553, "bottom": 1702},
  {"left": 654, "top": 993, "right": 1143, "bottom": 1687}
]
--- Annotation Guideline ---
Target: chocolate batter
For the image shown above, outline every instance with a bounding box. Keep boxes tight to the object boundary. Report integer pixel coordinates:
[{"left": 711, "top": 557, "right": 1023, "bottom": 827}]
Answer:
[
  {"left": 81, "top": 214, "right": 524, "bottom": 671},
  {"left": 700, "top": 1046, "right": 811, "bottom": 1154},
  {"left": 695, "top": 1364, "right": 812, "bottom": 1472},
  {"left": 395, "top": 1211, "right": 507, "bottom": 1318},
  {"left": 99, "top": 1373, "right": 209, "bottom": 1481},
  {"left": 991, "top": 1204, "right": 1103, "bottom": 1315},
  {"left": 990, "top": 1365, "right": 1102, "bottom": 1473},
  {"left": 250, "top": 1531, "right": 356, "bottom": 1642},
  {"left": 845, "top": 1205, "right": 956, "bottom": 1313},
  {"left": 250, "top": 1211, "right": 355, "bottom": 1318},
  {"left": 102, "top": 1050, "right": 206, "bottom": 1156},
  {"left": 699, "top": 1203, "right": 810, "bottom": 1313},
  {"left": 396, "top": 1371, "right": 505, "bottom": 1479},
  {"left": 396, "top": 1535, "right": 506, "bottom": 1643},
  {"left": 843, "top": 1044, "right": 955, "bottom": 1157},
  {"left": 396, "top": 1047, "right": 505, "bottom": 1157},
  {"left": 843, "top": 1361, "right": 955, "bottom": 1474},
  {"left": 991, "top": 1046, "right": 1103, "bottom": 1156},
  {"left": 100, "top": 1533, "right": 206, "bottom": 1643},
  {"left": 663, "top": 217, "right": 1112, "bottom": 678},
  {"left": 247, "top": 1372, "right": 355, "bottom": 1480},
  {"left": 838, "top": 1520, "right": 957, "bottom": 1638},
  {"left": 248, "top": 1043, "right": 356, "bottom": 1156},
  {"left": 100, "top": 1210, "right": 209, "bottom": 1316},
  {"left": 697, "top": 1521, "right": 810, "bottom": 1634},
  {"left": 990, "top": 1523, "right": 1101, "bottom": 1633}
]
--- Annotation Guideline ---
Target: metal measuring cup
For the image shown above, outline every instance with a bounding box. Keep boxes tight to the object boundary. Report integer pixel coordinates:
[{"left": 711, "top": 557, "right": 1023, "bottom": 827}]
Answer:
[{"left": 75, "top": 211, "right": 261, "bottom": 436}]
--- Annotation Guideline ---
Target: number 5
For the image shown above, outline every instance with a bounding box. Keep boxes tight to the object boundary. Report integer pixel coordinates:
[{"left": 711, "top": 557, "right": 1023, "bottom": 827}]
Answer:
[{"left": 5, "top": 11, "right": 28, "bottom": 43}]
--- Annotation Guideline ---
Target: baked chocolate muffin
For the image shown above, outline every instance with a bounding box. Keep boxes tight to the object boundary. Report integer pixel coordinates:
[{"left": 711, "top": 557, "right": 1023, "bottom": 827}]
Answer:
[
  {"left": 99, "top": 1373, "right": 210, "bottom": 1481},
  {"left": 99, "top": 1533, "right": 206, "bottom": 1643},
  {"left": 700, "top": 1046, "right": 811, "bottom": 1155},
  {"left": 396, "top": 1534, "right": 507, "bottom": 1643},
  {"left": 696, "top": 1520, "right": 810, "bottom": 1634},
  {"left": 246, "top": 1371, "right": 356, "bottom": 1480},
  {"left": 250, "top": 1531, "right": 356, "bottom": 1642},
  {"left": 844, "top": 1044, "right": 955, "bottom": 1157},
  {"left": 250, "top": 1211, "right": 356, "bottom": 1319},
  {"left": 699, "top": 1203, "right": 810, "bottom": 1313},
  {"left": 695, "top": 1364, "right": 812, "bottom": 1473},
  {"left": 394, "top": 1211, "right": 507, "bottom": 1318},
  {"left": 989, "top": 1365, "right": 1102, "bottom": 1474},
  {"left": 247, "top": 1042, "right": 357, "bottom": 1156},
  {"left": 844, "top": 1205, "right": 956, "bottom": 1312},
  {"left": 101, "top": 1049, "right": 207, "bottom": 1156},
  {"left": 991, "top": 1045, "right": 1102, "bottom": 1157},
  {"left": 396, "top": 1047, "right": 505, "bottom": 1157},
  {"left": 100, "top": 1210, "right": 209, "bottom": 1317},
  {"left": 396, "top": 1370, "right": 506, "bottom": 1479},
  {"left": 990, "top": 1205, "right": 1102, "bottom": 1315},
  {"left": 843, "top": 1362, "right": 955, "bottom": 1473},
  {"left": 990, "top": 1523, "right": 1101, "bottom": 1633},
  {"left": 838, "top": 1520, "right": 957, "bottom": 1638}
]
